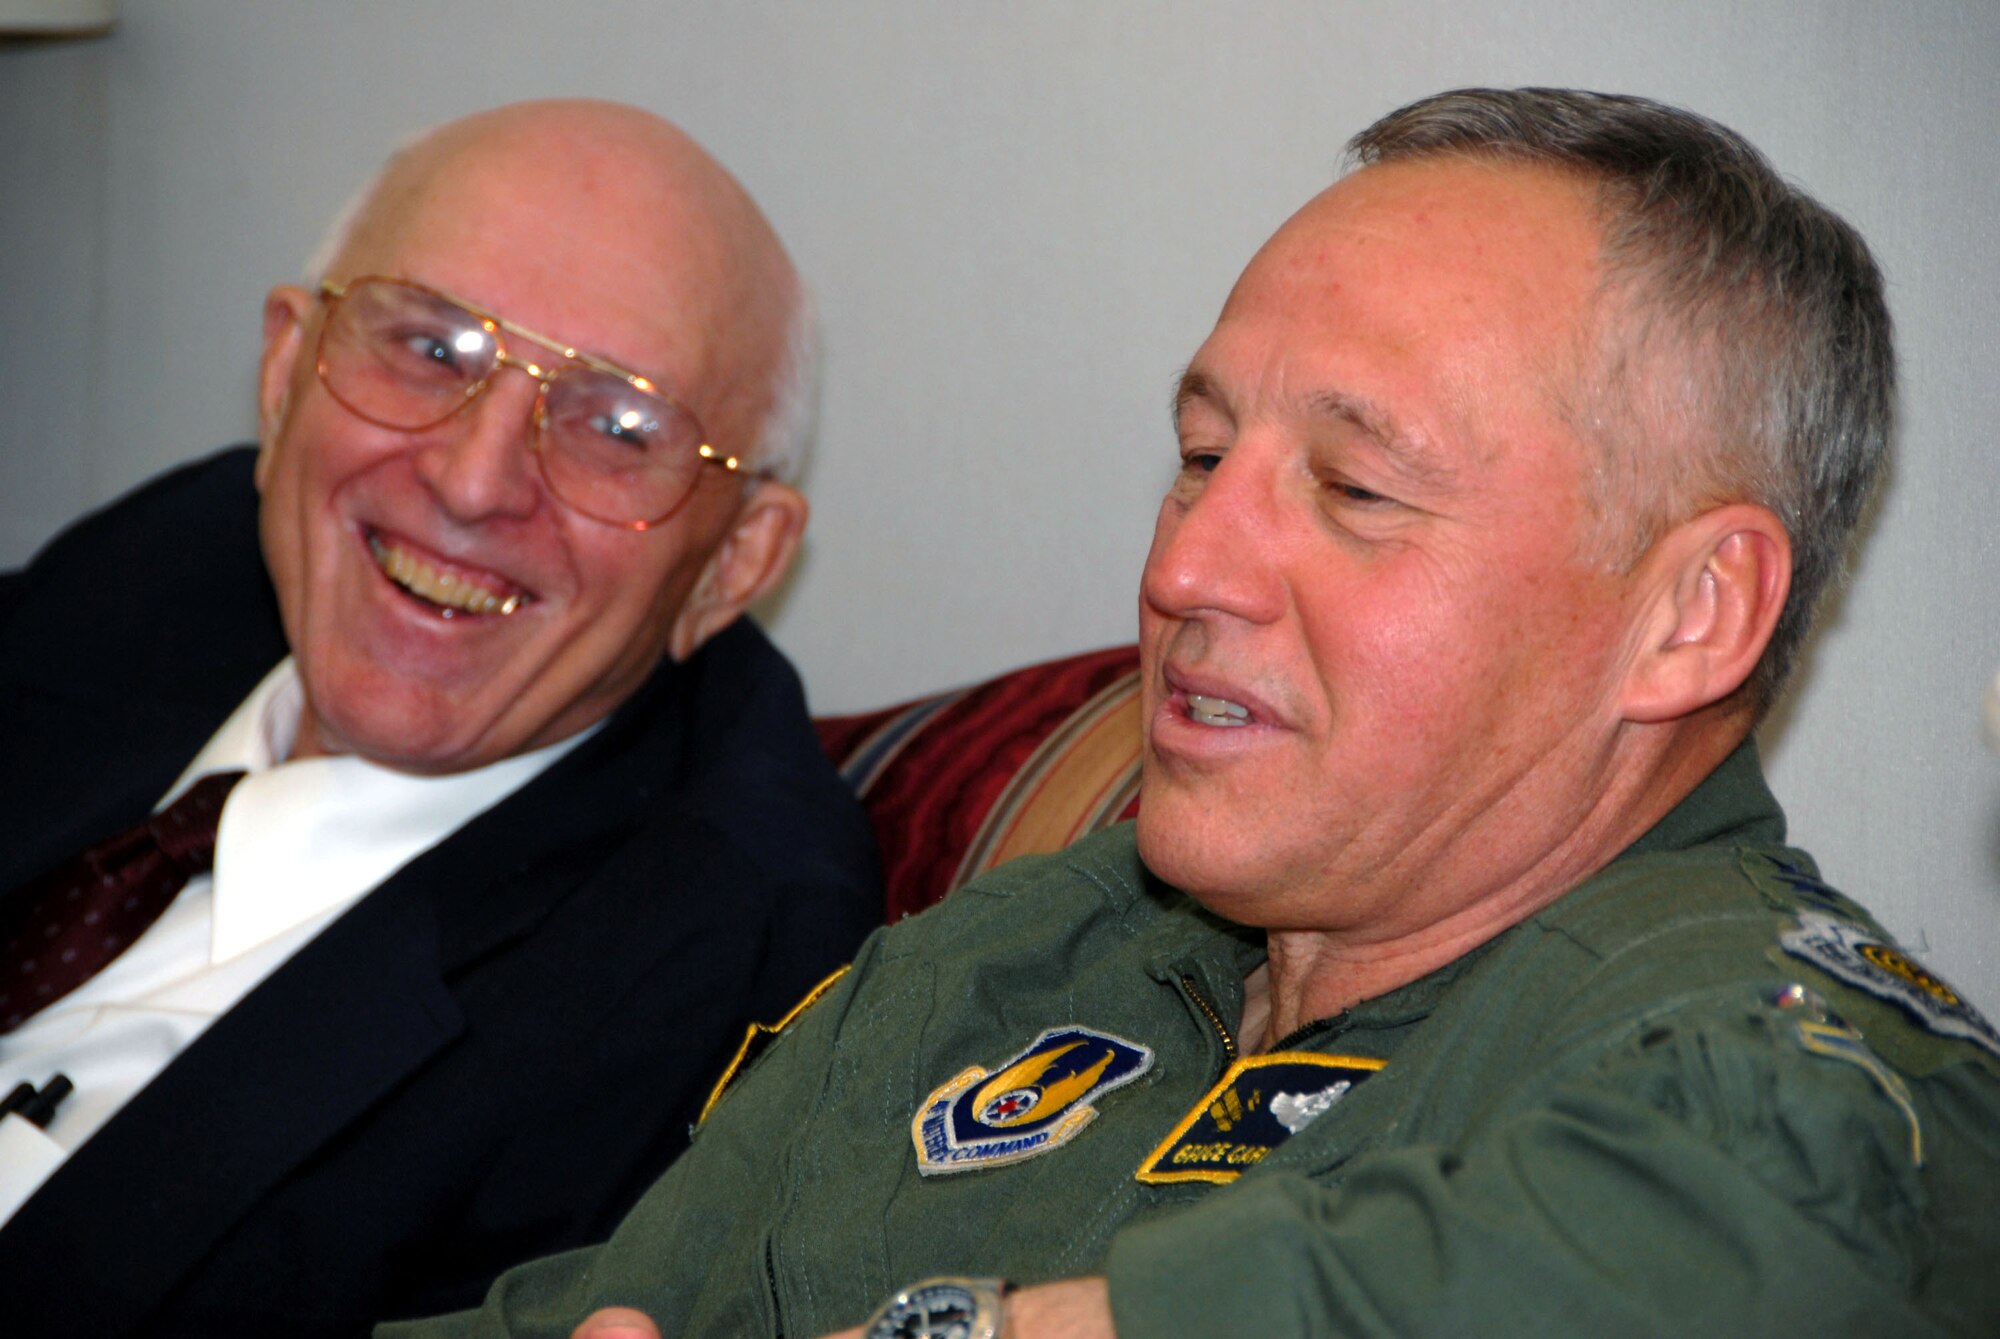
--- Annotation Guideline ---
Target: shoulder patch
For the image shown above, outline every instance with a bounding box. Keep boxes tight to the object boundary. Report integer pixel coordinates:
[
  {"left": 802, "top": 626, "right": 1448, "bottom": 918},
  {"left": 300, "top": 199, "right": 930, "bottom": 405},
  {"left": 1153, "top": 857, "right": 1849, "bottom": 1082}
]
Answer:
[
  {"left": 697, "top": 965, "right": 850, "bottom": 1127},
  {"left": 1135, "top": 1052, "right": 1384, "bottom": 1185},
  {"left": 1778, "top": 911, "right": 2000, "bottom": 1062},
  {"left": 913, "top": 1026, "right": 1153, "bottom": 1175}
]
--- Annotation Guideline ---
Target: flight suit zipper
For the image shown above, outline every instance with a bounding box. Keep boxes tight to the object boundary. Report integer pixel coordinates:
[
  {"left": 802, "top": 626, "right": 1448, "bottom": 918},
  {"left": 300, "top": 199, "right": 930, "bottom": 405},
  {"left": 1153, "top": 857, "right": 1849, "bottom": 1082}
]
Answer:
[
  {"left": 1178, "top": 973, "right": 1239, "bottom": 1062},
  {"left": 765, "top": 1237, "right": 785, "bottom": 1338},
  {"left": 1181, "top": 971, "right": 1344, "bottom": 1059},
  {"left": 1268, "top": 1013, "right": 1341, "bottom": 1053}
]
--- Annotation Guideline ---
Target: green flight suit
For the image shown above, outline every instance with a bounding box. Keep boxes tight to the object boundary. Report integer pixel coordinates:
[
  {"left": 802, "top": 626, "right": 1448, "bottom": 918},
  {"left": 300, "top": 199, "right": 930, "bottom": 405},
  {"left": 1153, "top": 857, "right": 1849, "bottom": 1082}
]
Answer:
[{"left": 388, "top": 743, "right": 2000, "bottom": 1337}]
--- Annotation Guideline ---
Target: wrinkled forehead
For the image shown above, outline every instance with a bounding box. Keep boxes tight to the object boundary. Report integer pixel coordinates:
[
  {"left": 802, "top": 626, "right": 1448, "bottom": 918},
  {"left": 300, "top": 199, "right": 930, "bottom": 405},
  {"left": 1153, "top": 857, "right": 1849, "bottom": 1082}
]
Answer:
[
  {"left": 1195, "top": 160, "right": 1607, "bottom": 438},
  {"left": 1234, "top": 161, "right": 1603, "bottom": 343},
  {"left": 357, "top": 159, "right": 703, "bottom": 341}
]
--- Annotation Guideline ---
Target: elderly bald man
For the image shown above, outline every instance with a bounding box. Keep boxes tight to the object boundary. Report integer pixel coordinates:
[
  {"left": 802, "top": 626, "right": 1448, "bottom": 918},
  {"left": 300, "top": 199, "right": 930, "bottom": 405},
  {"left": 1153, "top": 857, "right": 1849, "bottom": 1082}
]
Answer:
[{"left": 0, "top": 100, "right": 879, "bottom": 1337}]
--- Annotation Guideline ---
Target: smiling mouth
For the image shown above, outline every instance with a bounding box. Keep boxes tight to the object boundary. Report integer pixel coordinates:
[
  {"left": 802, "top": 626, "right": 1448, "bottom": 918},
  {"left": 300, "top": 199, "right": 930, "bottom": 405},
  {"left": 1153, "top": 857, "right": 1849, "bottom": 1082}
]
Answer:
[
  {"left": 367, "top": 533, "right": 526, "bottom": 618},
  {"left": 1187, "top": 692, "right": 1251, "bottom": 727}
]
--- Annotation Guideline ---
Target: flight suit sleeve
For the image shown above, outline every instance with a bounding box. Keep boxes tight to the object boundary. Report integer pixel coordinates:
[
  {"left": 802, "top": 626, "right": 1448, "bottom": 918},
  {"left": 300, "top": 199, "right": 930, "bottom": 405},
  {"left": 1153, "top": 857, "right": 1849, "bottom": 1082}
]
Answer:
[
  {"left": 1105, "top": 1001, "right": 2000, "bottom": 1337},
  {"left": 375, "top": 948, "right": 874, "bottom": 1339}
]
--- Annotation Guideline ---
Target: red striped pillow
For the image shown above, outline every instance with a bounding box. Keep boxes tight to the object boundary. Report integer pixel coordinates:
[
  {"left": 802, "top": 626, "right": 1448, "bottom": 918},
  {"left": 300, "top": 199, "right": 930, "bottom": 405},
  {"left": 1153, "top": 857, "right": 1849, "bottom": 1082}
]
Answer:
[{"left": 815, "top": 646, "right": 1142, "bottom": 921}]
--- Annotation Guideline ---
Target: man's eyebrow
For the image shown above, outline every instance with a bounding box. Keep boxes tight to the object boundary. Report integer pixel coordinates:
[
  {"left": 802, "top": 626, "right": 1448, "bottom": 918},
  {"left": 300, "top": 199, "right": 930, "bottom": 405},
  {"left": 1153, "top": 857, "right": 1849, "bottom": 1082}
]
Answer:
[
  {"left": 1305, "top": 388, "right": 1458, "bottom": 488},
  {"left": 1171, "top": 367, "right": 1216, "bottom": 429},
  {"left": 1174, "top": 370, "right": 1457, "bottom": 488}
]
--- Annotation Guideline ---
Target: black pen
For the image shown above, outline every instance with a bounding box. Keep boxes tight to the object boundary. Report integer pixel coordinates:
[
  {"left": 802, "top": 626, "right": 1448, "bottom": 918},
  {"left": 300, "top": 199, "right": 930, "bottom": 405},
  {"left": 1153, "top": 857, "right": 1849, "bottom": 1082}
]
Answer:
[{"left": 1, "top": 1074, "right": 73, "bottom": 1129}]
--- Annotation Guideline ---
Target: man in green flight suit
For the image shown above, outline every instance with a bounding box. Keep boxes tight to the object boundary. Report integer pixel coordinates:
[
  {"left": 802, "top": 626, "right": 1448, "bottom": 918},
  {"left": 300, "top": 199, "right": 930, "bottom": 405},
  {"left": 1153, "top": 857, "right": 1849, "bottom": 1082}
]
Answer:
[{"left": 385, "top": 87, "right": 2000, "bottom": 1339}]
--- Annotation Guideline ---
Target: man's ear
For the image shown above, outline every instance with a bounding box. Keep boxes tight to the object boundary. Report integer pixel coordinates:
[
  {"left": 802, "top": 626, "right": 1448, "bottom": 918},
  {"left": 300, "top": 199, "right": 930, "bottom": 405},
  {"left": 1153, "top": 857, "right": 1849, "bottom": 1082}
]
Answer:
[
  {"left": 667, "top": 481, "right": 810, "bottom": 662},
  {"left": 255, "top": 285, "right": 315, "bottom": 490},
  {"left": 1620, "top": 503, "right": 1791, "bottom": 724}
]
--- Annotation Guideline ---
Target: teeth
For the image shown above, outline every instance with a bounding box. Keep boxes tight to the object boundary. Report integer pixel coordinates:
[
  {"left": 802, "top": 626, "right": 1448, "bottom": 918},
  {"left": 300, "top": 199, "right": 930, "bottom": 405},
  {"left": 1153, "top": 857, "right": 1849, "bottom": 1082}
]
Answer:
[
  {"left": 369, "top": 535, "right": 524, "bottom": 616},
  {"left": 1187, "top": 692, "right": 1250, "bottom": 727}
]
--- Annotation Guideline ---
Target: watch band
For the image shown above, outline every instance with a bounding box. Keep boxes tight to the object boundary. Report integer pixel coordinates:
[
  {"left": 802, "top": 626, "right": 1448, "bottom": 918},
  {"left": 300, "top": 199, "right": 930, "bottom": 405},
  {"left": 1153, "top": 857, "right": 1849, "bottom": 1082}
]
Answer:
[{"left": 862, "top": 1275, "right": 1009, "bottom": 1339}]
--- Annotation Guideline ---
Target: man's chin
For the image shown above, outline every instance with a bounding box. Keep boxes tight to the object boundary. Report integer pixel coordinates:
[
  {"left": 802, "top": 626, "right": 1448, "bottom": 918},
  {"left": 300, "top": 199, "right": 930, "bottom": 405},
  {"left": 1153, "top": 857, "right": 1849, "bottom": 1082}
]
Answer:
[
  {"left": 1136, "top": 807, "right": 1231, "bottom": 897},
  {"left": 293, "top": 698, "right": 497, "bottom": 774}
]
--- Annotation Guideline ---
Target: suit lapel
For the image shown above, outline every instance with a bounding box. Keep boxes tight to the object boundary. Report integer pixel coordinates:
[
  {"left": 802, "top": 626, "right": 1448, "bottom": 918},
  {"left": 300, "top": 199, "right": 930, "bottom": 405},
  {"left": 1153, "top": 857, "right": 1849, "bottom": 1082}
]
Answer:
[
  {"left": 0, "top": 871, "right": 462, "bottom": 1335},
  {"left": 0, "top": 449, "right": 281, "bottom": 897},
  {"left": 0, "top": 495, "right": 707, "bottom": 1331},
  {"left": 0, "top": 649, "right": 688, "bottom": 1334}
]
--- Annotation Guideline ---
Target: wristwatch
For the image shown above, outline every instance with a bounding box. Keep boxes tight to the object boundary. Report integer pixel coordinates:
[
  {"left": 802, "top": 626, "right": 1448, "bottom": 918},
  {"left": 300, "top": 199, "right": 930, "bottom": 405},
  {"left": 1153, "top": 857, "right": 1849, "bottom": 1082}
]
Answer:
[{"left": 861, "top": 1275, "right": 1008, "bottom": 1339}]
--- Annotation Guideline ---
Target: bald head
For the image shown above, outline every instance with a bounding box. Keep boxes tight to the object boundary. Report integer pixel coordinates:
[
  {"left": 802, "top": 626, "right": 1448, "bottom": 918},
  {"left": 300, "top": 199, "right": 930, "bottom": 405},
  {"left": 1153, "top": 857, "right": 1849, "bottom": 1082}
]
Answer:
[
  {"left": 312, "top": 99, "right": 814, "bottom": 479},
  {"left": 254, "top": 100, "right": 818, "bottom": 772}
]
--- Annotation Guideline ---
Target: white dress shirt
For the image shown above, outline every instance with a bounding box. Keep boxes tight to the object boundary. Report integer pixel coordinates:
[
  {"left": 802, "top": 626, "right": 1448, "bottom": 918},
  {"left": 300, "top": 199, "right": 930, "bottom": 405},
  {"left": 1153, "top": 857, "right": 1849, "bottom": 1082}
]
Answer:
[{"left": 0, "top": 659, "right": 588, "bottom": 1224}]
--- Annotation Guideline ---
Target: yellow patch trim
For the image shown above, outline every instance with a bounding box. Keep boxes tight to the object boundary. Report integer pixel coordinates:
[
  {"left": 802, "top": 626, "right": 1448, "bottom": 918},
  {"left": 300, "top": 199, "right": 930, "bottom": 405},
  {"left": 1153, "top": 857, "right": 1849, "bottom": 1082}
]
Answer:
[
  {"left": 1857, "top": 942, "right": 1961, "bottom": 1007},
  {"left": 1136, "top": 1051, "right": 1384, "bottom": 1186},
  {"left": 1795, "top": 1018, "right": 1924, "bottom": 1166},
  {"left": 697, "top": 964, "right": 850, "bottom": 1127}
]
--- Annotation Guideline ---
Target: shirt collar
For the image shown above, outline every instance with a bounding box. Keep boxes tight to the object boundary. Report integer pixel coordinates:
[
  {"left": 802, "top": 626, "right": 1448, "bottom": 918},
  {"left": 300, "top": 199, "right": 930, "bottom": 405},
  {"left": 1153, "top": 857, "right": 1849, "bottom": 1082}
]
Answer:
[{"left": 164, "top": 659, "right": 595, "bottom": 964}]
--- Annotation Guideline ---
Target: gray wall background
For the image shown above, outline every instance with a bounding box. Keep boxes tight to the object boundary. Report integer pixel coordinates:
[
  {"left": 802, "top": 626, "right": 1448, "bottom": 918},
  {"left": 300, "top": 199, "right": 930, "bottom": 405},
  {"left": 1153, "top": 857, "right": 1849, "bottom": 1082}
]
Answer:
[{"left": 3, "top": 2, "right": 1996, "bottom": 1014}]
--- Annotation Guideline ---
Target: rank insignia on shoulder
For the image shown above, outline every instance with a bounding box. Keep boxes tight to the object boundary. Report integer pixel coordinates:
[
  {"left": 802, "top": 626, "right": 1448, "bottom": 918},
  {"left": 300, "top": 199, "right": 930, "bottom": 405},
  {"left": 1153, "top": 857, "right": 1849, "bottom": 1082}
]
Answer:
[
  {"left": 1779, "top": 911, "right": 2000, "bottom": 1062},
  {"left": 1754, "top": 854, "right": 1849, "bottom": 913},
  {"left": 1791, "top": 1015, "right": 1925, "bottom": 1166},
  {"left": 1135, "top": 1052, "right": 1384, "bottom": 1186},
  {"left": 913, "top": 1026, "right": 1153, "bottom": 1176}
]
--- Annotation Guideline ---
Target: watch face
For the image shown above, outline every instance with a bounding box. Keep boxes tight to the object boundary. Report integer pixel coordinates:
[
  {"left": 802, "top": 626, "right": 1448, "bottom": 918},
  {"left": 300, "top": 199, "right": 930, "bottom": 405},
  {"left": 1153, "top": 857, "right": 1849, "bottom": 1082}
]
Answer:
[{"left": 864, "top": 1280, "right": 995, "bottom": 1339}]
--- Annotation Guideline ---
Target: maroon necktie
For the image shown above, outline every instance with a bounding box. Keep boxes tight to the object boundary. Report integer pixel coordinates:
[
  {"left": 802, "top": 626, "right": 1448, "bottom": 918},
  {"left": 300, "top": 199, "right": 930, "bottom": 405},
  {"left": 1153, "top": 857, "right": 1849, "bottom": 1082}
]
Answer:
[{"left": 0, "top": 770, "right": 246, "bottom": 1033}]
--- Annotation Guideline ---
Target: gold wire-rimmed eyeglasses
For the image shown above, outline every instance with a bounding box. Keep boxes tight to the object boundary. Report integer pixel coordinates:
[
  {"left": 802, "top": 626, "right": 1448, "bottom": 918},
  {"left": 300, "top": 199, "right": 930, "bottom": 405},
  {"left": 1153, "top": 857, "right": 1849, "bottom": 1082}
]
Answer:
[{"left": 314, "top": 275, "right": 754, "bottom": 530}]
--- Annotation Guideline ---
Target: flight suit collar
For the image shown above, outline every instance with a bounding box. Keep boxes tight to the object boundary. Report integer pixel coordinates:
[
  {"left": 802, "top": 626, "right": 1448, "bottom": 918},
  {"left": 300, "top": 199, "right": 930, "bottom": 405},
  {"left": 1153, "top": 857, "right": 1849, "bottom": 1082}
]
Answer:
[
  {"left": 1338, "top": 738, "right": 1785, "bottom": 1036},
  {"left": 1618, "top": 736, "right": 1785, "bottom": 861},
  {"left": 1137, "top": 737, "right": 1781, "bottom": 1052}
]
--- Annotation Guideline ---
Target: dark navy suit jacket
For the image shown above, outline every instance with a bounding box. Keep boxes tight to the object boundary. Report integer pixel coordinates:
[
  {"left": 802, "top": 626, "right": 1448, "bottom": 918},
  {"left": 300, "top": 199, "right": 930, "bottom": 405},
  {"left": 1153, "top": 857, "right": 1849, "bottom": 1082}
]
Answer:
[{"left": 0, "top": 448, "right": 881, "bottom": 1336}]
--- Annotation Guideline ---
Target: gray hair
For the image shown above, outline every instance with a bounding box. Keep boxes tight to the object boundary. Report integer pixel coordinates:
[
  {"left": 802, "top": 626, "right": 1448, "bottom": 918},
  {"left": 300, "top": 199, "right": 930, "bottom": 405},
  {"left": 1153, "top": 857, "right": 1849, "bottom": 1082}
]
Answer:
[
  {"left": 750, "top": 285, "right": 820, "bottom": 485},
  {"left": 1348, "top": 87, "right": 1894, "bottom": 711}
]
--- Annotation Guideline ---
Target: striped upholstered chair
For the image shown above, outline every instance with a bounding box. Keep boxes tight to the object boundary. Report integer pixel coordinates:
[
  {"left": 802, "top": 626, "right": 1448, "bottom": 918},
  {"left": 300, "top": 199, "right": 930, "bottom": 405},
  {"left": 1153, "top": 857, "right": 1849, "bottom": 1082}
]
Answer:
[{"left": 814, "top": 645, "right": 1142, "bottom": 922}]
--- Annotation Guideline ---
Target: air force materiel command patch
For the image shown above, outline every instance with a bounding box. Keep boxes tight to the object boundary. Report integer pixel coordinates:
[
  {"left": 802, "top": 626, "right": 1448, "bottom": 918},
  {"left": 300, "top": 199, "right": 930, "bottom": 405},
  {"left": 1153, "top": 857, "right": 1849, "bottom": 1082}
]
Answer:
[
  {"left": 914, "top": 1026, "right": 1153, "bottom": 1175},
  {"left": 1135, "top": 1052, "right": 1385, "bottom": 1185},
  {"left": 1779, "top": 911, "right": 2000, "bottom": 1061}
]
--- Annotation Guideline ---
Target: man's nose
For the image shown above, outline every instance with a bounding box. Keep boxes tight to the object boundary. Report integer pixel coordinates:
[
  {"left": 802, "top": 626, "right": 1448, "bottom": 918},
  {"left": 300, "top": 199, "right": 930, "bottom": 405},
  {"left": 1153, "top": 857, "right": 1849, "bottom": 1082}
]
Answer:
[
  {"left": 1139, "top": 447, "right": 1289, "bottom": 627},
  {"left": 411, "top": 366, "right": 546, "bottom": 523}
]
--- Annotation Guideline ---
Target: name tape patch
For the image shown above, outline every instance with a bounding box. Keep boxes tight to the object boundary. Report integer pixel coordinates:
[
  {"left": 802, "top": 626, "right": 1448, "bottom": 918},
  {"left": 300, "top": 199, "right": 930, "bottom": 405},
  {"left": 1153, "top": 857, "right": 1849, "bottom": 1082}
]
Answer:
[
  {"left": 913, "top": 1025, "right": 1153, "bottom": 1176},
  {"left": 1136, "top": 1051, "right": 1384, "bottom": 1185},
  {"left": 1779, "top": 911, "right": 2000, "bottom": 1061}
]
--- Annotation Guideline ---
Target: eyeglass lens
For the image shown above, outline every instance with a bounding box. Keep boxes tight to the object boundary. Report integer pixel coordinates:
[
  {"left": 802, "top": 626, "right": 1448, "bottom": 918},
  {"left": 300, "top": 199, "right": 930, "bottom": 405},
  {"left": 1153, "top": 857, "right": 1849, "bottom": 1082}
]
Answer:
[{"left": 318, "top": 278, "right": 713, "bottom": 527}]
